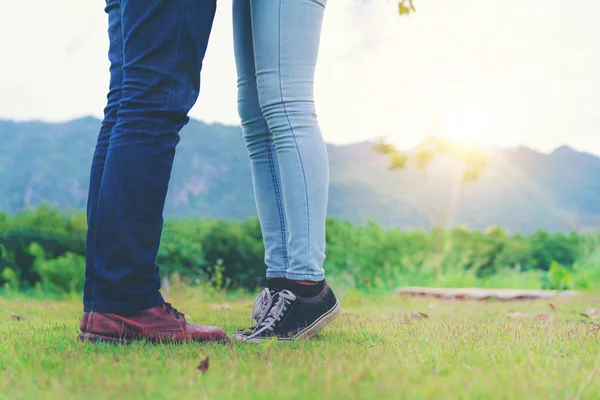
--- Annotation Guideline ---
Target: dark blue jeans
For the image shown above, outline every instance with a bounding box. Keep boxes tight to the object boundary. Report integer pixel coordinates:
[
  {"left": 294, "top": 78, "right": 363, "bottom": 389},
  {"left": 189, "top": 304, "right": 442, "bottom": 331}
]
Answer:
[{"left": 84, "top": 0, "right": 217, "bottom": 314}]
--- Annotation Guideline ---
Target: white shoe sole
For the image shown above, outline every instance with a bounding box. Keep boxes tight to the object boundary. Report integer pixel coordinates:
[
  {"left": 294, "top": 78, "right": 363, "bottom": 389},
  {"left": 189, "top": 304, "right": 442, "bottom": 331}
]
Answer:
[{"left": 236, "top": 301, "right": 341, "bottom": 344}]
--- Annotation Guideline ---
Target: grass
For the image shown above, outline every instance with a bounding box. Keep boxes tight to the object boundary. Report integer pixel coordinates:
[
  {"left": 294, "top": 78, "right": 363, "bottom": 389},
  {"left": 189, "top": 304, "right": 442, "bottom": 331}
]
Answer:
[{"left": 2, "top": 287, "right": 600, "bottom": 400}]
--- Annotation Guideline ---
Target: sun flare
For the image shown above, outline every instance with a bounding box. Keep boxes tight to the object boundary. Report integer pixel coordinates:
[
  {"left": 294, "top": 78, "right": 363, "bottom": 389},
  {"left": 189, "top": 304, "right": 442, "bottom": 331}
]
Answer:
[{"left": 440, "top": 103, "right": 504, "bottom": 148}]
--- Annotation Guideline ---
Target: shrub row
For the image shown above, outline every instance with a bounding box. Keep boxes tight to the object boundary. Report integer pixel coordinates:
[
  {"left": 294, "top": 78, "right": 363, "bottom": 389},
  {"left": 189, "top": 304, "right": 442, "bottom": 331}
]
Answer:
[{"left": 1, "top": 204, "right": 599, "bottom": 295}]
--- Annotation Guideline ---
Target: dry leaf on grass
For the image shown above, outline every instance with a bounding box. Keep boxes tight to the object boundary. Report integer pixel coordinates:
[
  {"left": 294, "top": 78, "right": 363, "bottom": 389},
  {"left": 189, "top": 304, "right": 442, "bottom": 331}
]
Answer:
[
  {"left": 391, "top": 311, "right": 429, "bottom": 321},
  {"left": 549, "top": 303, "right": 558, "bottom": 313},
  {"left": 410, "top": 312, "right": 429, "bottom": 320},
  {"left": 506, "top": 312, "right": 531, "bottom": 319},
  {"left": 578, "top": 309, "right": 600, "bottom": 320},
  {"left": 10, "top": 313, "right": 24, "bottom": 321},
  {"left": 209, "top": 305, "right": 232, "bottom": 311},
  {"left": 535, "top": 313, "right": 556, "bottom": 323},
  {"left": 197, "top": 356, "right": 210, "bottom": 373}
]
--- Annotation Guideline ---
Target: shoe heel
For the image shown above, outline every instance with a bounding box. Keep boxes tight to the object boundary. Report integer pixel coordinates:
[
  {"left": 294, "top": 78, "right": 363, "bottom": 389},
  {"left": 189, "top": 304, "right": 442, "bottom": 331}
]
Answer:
[{"left": 296, "top": 302, "right": 341, "bottom": 340}]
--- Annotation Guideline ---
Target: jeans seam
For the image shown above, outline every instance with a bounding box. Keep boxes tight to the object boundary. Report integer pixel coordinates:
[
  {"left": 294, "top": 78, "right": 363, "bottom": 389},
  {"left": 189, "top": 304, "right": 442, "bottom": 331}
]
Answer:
[
  {"left": 265, "top": 130, "right": 289, "bottom": 269},
  {"left": 91, "top": 2, "right": 124, "bottom": 295},
  {"left": 277, "top": 0, "right": 311, "bottom": 272}
]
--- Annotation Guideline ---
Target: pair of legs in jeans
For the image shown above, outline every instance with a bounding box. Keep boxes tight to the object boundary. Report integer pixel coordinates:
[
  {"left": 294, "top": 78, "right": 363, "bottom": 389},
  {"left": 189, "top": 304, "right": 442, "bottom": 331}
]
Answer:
[{"left": 81, "top": 0, "right": 338, "bottom": 344}]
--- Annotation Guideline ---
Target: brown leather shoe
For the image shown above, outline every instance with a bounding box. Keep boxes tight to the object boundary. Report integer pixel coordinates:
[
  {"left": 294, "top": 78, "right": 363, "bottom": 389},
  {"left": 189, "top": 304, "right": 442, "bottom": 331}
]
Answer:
[{"left": 78, "top": 303, "right": 228, "bottom": 344}]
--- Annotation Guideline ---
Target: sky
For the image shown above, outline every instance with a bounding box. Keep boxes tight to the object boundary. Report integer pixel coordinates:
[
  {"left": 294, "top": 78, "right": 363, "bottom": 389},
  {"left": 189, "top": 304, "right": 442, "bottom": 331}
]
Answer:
[{"left": 1, "top": 0, "right": 599, "bottom": 154}]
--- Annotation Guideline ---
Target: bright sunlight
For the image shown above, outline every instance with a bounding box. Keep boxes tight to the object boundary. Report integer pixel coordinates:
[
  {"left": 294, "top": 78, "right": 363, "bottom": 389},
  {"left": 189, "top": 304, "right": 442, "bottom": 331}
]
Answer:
[{"left": 440, "top": 102, "right": 508, "bottom": 148}]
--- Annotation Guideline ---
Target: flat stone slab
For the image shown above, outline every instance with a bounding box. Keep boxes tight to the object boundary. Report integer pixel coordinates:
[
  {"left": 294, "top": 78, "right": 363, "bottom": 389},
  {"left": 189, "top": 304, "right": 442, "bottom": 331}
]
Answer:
[{"left": 397, "top": 287, "right": 581, "bottom": 301}]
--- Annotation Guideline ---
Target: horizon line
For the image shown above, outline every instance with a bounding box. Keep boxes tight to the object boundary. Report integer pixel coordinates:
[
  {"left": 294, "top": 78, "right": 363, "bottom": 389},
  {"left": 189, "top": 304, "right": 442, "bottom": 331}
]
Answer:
[{"left": 0, "top": 114, "right": 597, "bottom": 157}]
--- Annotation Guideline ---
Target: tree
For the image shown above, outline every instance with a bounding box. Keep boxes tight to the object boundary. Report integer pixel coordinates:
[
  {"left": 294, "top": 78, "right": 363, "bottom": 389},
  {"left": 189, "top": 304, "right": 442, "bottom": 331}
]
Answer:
[
  {"left": 372, "top": 135, "right": 488, "bottom": 281},
  {"left": 373, "top": 136, "right": 488, "bottom": 183}
]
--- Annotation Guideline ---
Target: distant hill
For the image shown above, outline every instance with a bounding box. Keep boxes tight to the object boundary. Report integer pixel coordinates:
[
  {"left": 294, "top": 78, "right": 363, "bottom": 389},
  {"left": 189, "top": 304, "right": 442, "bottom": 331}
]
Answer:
[{"left": 1, "top": 117, "right": 600, "bottom": 233}]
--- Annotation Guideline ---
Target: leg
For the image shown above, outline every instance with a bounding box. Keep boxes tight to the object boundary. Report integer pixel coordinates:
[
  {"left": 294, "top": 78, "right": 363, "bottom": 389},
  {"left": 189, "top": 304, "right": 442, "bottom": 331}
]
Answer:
[
  {"left": 231, "top": 0, "right": 339, "bottom": 344},
  {"left": 84, "top": 0, "right": 123, "bottom": 312},
  {"left": 233, "top": 0, "right": 289, "bottom": 281},
  {"left": 90, "top": 0, "right": 217, "bottom": 314},
  {"left": 251, "top": 0, "right": 329, "bottom": 282}
]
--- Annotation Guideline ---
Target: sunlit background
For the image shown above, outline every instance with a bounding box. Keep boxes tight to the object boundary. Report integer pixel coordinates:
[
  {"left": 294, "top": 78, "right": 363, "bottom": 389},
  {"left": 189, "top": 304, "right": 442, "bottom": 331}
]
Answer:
[{"left": 1, "top": 0, "right": 599, "bottom": 153}]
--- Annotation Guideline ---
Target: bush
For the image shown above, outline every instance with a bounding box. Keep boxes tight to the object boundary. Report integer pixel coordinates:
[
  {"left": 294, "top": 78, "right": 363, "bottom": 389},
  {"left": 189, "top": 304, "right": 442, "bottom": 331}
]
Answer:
[
  {"left": 0, "top": 205, "right": 598, "bottom": 295},
  {"left": 29, "top": 243, "right": 85, "bottom": 295},
  {"left": 200, "top": 219, "right": 265, "bottom": 288},
  {"left": 157, "top": 221, "right": 206, "bottom": 281}
]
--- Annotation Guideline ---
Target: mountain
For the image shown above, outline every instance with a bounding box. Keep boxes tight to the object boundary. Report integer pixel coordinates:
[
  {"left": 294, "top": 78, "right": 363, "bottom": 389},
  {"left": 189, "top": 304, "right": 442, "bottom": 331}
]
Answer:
[{"left": 1, "top": 117, "right": 600, "bottom": 233}]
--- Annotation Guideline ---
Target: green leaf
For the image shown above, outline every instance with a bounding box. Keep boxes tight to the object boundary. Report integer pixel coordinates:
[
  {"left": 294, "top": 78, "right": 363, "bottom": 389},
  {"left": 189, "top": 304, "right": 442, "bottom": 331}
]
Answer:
[
  {"left": 372, "top": 140, "right": 396, "bottom": 156},
  {"left": 399, "top": 0, "right": 416, "bottom": 15},
  {"left": 389, "top": 151, "right": 409, "bottom": 170},
  {"left": 414, "top": 146, "right": 434, "bottom": 171}
]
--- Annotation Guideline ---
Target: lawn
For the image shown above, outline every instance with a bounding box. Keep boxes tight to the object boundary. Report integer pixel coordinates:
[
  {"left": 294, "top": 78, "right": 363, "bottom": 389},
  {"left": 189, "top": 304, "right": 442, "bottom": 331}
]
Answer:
[{"left": 1, "top": 288, "right": 600, "bottom": 400}]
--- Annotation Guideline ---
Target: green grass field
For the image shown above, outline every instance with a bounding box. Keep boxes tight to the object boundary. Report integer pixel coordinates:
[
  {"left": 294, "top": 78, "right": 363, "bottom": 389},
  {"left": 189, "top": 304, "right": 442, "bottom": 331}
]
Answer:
[{"left": 2, "top": 288, "right": 600, "bottom": 400}]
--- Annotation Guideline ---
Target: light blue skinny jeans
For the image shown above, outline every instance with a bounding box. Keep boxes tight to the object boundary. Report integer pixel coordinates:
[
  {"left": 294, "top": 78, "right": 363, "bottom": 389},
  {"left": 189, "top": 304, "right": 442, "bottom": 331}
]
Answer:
[{"left": 232, "top": 0, "right": 329, "bottom": 281}]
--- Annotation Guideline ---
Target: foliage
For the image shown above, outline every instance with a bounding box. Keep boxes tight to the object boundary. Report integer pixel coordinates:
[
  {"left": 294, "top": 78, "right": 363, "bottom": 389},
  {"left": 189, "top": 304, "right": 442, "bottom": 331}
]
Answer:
[
  {"left": 398, "top": 0, "right": 416, "bottom": 15},
  {"left": 2, "top": 206, "right": 600, "bottom": 298},
  {"left": 373, "top": 137, "right": 488, "bottom": 183},
  {"left": 1, "top": 267, "right": 19, "bottom": 291},
  {"left": 29, "top": 242, "right": 85, "bottom": 296},
  {"left": 541, "top": 261, "right": 573, "bottom": 291}
]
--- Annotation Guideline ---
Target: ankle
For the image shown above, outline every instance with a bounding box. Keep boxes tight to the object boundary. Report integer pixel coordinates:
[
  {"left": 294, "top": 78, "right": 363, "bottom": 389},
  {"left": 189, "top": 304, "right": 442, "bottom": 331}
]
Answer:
[
  {"left": 287, "top": 279, "right": 325, "bottom": 297},
  {"left": 267, "top": 278, "right": 287, "bottom": 291},
  {"left": 290, "top": 280, "right": 318, "bottom": 285}
]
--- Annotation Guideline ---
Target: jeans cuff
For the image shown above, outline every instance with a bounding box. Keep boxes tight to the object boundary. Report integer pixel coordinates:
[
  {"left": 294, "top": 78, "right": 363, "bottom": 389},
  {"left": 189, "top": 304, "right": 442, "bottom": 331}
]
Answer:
[
  {"left": 89, "top": 291, "right": 165, "bottom": 314},
  {"left": 266, "top": 270, "right": 287, "bottom": 279},
  {"left": 285, "top": 272, "right": 325, "bottom": 282}
]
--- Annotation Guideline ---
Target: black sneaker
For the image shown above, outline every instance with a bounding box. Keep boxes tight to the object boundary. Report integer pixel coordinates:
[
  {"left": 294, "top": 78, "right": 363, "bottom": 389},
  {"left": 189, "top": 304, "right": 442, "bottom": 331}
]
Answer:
[
  {"left": 230, "top": 288, "right": 277, "bottom": 341},
  {"left": 234, "top": 282, "right": 340, "bottom": 343}
]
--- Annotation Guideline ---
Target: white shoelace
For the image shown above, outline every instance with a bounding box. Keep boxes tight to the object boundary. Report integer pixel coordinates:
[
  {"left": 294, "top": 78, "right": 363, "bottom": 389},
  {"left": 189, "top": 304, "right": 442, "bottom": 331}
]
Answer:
[
  {"left": 245, "top": 290, "right": 297, "bottom": 340},
  {"left": 251, "top": 288, "right": 274, "bottom": 328}
]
